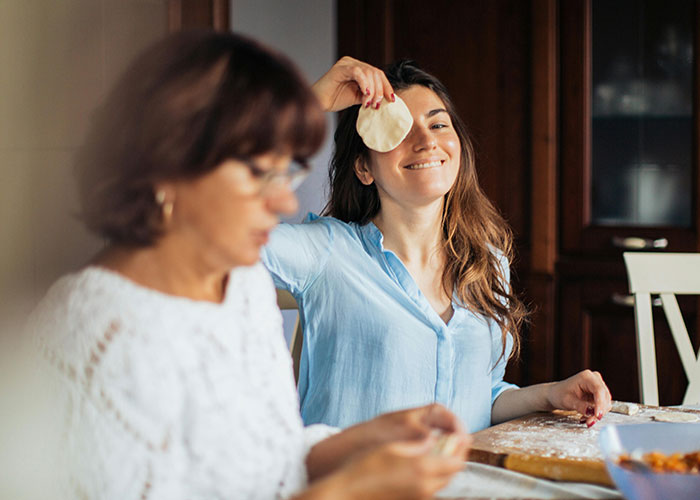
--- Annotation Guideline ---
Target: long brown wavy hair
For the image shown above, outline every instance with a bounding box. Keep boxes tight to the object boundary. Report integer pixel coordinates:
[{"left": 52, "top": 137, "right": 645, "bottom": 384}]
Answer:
[{"left": 323, "top": 60, "right": 527, "bottom": 363}]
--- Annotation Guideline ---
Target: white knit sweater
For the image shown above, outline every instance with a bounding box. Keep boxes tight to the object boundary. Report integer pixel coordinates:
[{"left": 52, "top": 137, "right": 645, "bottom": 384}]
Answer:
[{"left": 32, "top": 263, "right": 336, "bottom": 500}]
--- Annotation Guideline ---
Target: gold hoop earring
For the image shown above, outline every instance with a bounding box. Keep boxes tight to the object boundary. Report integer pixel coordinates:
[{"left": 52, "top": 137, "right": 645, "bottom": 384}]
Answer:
[
  {"left": 155, "top": 190, "right": 174, "bottom": 221},
  {"left": 163, "top": 201, "right": 174, "bottom": 219}
]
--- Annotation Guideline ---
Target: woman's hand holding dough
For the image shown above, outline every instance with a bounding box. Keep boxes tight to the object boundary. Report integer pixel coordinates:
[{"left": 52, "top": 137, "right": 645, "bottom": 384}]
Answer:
[
  {"left": 546, "top": 369, "right": 612, "bottom": 427},
  {"left": 312, "top": 56, "right": 395, "bottom": 112}
]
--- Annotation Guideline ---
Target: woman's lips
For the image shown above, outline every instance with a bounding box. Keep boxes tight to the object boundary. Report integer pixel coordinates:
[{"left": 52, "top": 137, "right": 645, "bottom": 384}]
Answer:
[{"left": 404, "top": 159, "right": 444, "bottom": 170}]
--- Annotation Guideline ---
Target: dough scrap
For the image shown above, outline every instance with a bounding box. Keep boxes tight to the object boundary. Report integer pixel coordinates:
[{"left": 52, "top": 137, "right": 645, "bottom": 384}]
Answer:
[
  {"left": 432, "top": 433, "right": 461, "bottom": 457},
  {"left": 652, "top": 411, "right": 699, "bottom": 423},
  {"left": 356, "top": 95, "right": 413, "bottom": 152},
  {"left": 610, "top": 401, "right": 639, "bottom": 416}
]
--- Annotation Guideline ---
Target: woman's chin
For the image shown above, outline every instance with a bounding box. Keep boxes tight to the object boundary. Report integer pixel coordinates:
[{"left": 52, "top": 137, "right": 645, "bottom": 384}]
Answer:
[
  {"left": 229, "top": 248, "right": 263, "bottom": 269},
  {"left": 407, "top": 187, "right": 452, "bottom": 206}
]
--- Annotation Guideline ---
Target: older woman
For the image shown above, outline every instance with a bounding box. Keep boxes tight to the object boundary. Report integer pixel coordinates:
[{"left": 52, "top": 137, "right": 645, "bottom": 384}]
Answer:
[
  {"left": 30, "top": 32, "right": 469, "bottom": 500},
  {"left": 263, "top": 57, "right": 612, "bottom": 432}
]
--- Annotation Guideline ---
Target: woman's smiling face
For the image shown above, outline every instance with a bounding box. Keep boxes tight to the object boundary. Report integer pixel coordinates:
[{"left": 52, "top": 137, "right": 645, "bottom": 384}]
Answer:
[{"left": 356, "top": 85, "right": 461, "bottom": 209}]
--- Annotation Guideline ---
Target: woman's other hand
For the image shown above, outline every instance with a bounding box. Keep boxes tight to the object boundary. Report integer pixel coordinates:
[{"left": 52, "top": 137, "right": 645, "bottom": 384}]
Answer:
[
  {"left": 547, "top": 369, "right": 612, "bottom": 427},
  {"left": 305, "top": 404, "right": 469, "bottom": 481},
  {"left": 363, "top": 403, "right": 467, "bottom": 445},
  {"left": 312, "top": 56, "right": 395, "bottom": 112},
  {"left": 301, "top": 436, "right": 468, "bottom": 500}
]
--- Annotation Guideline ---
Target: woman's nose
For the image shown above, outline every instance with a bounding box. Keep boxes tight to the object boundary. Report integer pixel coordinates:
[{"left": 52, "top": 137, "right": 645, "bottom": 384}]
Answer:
[
  {"left": 411, "top": 125, "right": 437, "bottom": 151},
  {"left": 265, "top": 183, "right": 299, "bottom": 216}
]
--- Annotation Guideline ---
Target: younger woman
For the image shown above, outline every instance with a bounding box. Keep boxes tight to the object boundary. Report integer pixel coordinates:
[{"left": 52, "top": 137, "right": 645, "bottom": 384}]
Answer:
[{"left": 263, "top": 57, "right": 612, "bottom": 432}]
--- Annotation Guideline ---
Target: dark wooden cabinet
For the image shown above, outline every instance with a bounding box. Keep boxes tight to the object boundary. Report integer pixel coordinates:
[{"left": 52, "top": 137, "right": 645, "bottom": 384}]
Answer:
[
  {"left": 557, "top": 0, "right": 700, "bottom": 404},
  {"left": 560, "top": 0, "right": 699, "bottom": 256},
  {"left": 337, "top": 0, "right": 533, "bottom": 385},
  {"left": 337, "top": 0, "right": 700, "bottom": 402},
  {"left": 167, "top": 0, "right": 229, "bottom": 32}
]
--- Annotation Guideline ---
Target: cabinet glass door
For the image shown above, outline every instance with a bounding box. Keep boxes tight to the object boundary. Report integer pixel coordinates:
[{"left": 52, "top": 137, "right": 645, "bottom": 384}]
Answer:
[{"left": 591, "top": 0, "right": 694, "bottom": 227}]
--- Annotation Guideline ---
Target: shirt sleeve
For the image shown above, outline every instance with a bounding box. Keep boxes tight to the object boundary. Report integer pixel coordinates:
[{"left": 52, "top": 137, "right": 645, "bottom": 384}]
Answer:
[
  {"left": 490, "top": 328, "right": 519, "bottom": 404},
  {"left": 490, "top": 254, "right": 519, "bottom": 405},
  {"left": 261, "top": 214, "right": 335, "bottom": 295}
]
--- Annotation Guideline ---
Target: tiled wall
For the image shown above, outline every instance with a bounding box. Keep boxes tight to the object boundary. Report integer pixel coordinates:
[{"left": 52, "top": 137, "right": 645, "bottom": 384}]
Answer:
[{"left": 0, "top": 0, "right": 168, "bottom": 323}]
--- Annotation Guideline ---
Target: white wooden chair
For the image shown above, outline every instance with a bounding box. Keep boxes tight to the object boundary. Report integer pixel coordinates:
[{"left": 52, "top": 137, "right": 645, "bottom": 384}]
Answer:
[
  {"left": 623, "top": 252, "right": 700, "bottom": 405},
  {"left": 276, "top": 289, "right": 303, "bottom": 384}
]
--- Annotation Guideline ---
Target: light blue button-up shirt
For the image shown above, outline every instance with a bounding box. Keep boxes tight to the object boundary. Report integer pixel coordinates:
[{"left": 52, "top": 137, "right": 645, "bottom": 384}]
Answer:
[{"left": 261, "top": 213, "right": 518, "bottom": 432}]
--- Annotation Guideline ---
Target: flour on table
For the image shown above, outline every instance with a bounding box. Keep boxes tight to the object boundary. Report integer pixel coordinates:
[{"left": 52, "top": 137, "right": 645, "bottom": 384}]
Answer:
[{"left": 475, "top": 407, "right": 700, "bottom": 461}]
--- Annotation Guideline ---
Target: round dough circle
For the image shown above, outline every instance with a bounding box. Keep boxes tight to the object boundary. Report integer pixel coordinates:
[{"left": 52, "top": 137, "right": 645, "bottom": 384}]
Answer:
[
  {"left": 356, "top": 95, "right": 413, "bottom": 152},
  {"left": 652, "top": 411, "right": 699, "bottom": 423}
]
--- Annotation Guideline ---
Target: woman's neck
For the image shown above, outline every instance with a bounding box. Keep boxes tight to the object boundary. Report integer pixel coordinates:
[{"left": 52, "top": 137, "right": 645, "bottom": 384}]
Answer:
[
  {"left": 372, "top": 197, "right": 444, "bottom": 267},
  {"left": 93, "top": 237, "right": 229, "bottom": 303}
]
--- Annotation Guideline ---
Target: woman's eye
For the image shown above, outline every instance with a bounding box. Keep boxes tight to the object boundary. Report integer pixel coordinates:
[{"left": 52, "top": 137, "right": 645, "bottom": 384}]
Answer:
[{"left": 431, "top": 123, "right": 448, "bottom": 130}]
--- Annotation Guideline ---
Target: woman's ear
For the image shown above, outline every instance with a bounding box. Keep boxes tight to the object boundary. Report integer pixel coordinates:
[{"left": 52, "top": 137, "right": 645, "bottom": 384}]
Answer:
[{"left": 353, "top": 158, "right": 375, "bottom": 186}]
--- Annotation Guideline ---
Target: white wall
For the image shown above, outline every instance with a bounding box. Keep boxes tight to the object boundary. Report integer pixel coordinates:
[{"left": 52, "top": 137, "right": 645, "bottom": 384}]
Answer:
[
  {"left": 231, "top": 0, "right": 337, "bottom": 344},
  {"left": 231, "top": 0, "right": 336, "bottom": 221},
  {"left": 0, "top": 0, "right": 337, "bottom": 345},
  {"left": 0, "top": 3, "right": 169, "bottom": 495},
  {"left": 0, "top": 1, "right": 169, "bottom": 336}
]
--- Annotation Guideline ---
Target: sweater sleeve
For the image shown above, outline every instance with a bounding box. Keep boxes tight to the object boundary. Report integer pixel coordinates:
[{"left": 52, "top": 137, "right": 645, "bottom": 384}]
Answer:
[{"left": 302, "top": 424, "right": 341, "bottom": 456}]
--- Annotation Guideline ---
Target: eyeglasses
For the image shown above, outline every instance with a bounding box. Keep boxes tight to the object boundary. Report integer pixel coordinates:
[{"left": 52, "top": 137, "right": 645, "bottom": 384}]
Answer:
[{"left": 237, "top": 157, "right": 310, "bottom": 194}]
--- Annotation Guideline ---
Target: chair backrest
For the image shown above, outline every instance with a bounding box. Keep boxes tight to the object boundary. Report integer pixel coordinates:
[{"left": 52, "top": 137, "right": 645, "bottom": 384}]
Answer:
[
  {"left": 276, "top": 289, "right": 303, "bottom": 384},
  {"left": 623, "top": 252, "right": 700, "bottom": 405}
]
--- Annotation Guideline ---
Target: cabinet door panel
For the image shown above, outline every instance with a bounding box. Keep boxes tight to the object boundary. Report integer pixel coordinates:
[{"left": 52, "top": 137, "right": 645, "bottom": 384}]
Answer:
[{"left": 560, "top": 0, "right": 700, "bottom": 255}]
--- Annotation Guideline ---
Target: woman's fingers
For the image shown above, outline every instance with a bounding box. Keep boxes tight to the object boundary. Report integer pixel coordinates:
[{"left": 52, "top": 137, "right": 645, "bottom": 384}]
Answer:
[
  {"left": 387, "top": 440, "right": 466, "bottom": 481},
  {"left": 380, "top": 70, "right": 396, "bottom": 102},
  {"left": 421, "top": 403, "right": 466, "bottom": 434},
  {"left": 590, "top": 371, "right": 612, "bottom": 419},
  {"left": 562, "top": 370, "right": 611, "bottom": 427},
  {"left": 312, "top": 56, "right": 397, "bottom": 112},
  {"left": 335, "top": 437, "right": 466, "bottom": 500},
  {"left": 349, "top": 64, "right": 374, "bottom": 109},
  {"left": 371, "top": 71, "right": 385, "bottom": 109}
]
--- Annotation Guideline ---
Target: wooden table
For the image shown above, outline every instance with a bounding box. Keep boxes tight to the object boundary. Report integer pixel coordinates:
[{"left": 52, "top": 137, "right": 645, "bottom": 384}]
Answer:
[{"left": 466, "top": 405, "right": 700, "bottom": 487}]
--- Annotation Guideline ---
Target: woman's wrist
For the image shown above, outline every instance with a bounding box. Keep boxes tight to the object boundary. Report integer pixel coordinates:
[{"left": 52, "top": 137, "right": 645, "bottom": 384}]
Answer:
[
  {"left": 310, "top": 80, "right": 332, "bottom": 112},
  {"left": 305, "top": 426, "right": 369, "bottom": 481},
  {"left": 298, "top": 468, "right": 352, "bottom": 500},
  {"left": 541, "top": 381, "right": 558, "bottom": 411}
]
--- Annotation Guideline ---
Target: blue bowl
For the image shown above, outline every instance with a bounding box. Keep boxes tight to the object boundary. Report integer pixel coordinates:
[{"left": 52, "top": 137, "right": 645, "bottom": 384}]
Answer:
[{"left": 599, "top": 423, "right": 700, "bottom": 500}]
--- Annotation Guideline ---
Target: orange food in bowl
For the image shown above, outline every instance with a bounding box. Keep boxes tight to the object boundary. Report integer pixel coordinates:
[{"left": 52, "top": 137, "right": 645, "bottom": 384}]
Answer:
[{"left": 619, "top": 451, "right": 700, "bottom": 474}]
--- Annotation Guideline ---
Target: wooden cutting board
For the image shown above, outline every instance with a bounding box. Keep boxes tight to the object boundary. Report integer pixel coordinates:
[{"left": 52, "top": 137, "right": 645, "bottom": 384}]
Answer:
[{"left": 467, "top": 405, "right": 700, "bottom": 486}]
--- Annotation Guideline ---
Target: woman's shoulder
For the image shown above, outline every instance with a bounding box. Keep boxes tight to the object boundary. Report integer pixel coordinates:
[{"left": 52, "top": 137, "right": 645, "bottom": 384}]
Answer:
[
  {"left": 485, "top": 244, "right": 510, "bottom": 275},
  {"left": 30, "top": 268, "right": 115, "bottom": 343},
  {"left": 31, "top": 268, "right": 188, "bottom": 426},
  {"left": 289, "top": 212, "right": 359, "bottom": 233},
  {"left": 485, "top": 244, "right": 508, "bottom": 262},
  {"left": 268, "top": 213, "right": 364, "bottom": 255},
  {"left": 30, "top": 267, "right": 188, "bottom": 370}
]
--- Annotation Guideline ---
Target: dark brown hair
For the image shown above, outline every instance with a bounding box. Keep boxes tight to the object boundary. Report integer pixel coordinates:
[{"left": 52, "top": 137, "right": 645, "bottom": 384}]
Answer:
[
  {"left": 77, "top": 30, "right": 326, "bottom": 245},
  {"left": 324, "top": 60, "right": 527, "bottom": 363}
]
